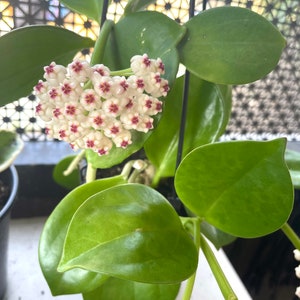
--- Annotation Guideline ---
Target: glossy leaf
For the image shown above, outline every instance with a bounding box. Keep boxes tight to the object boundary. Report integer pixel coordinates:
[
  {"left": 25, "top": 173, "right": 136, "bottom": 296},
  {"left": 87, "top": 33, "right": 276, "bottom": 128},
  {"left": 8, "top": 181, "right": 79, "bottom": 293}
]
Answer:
[
  {"left": 85, "top": 130, "right": 152, "bottom": 169},
  {"left": 0, "top": 130, "right": 24, "bottom": 172},
  {"left": 0, "top": 26, "right": 94, "bottom": 106},
  {"left": 60, "top": 0, "right": 108, "bottom": 22},
  {"left": 285, "top": 149, "right": 300, "bottom": 189},
  {"left": 39, "top": 176, "right": 126, "bottom": 295},
  {"left": 83, "top": 277, "right": 180, "bottom": 300},
  {"left": 175, "top": 139, "right": 294, "bottom": 238},
  {"left": 103, "top": 11, "right": 185, "bottom": 83},
  {"left": 52, "top": 156, "right": 81, "bottom": 190},
  {"left": 144, "top": 74, "right": 231, "bottom": 183},
  {"left": 58, "top": 184, "right": 198, "bottom": 283},
  {"left": 86, "top": 11, "right": 186, "bottom": 169},
  {"left": 124, "top": 0, "right": 157, "bottom": 15},
  {"left": 179, "top": 7, "right": 286, "bottom": 84}
]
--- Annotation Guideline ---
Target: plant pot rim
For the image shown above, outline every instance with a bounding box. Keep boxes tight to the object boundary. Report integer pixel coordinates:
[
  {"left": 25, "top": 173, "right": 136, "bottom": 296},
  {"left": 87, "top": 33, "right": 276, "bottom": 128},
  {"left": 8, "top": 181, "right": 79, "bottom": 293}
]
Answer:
[{"left": 0, "top": 165, "right": 18, "bottom": 219}]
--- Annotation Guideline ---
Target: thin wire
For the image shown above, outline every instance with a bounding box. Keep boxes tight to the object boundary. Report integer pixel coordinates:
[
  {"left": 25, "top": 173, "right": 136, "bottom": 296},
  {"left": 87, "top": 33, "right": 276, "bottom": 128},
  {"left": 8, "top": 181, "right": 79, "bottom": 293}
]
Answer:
[
  {"left": 175, "top": 0, "right": 196, "bottom": 169},
  {"left": 171, "top": 0, "right": 197, "bottom": 216},
  {"left": 100, "top": 0, "right": 110, "bottom": 26}
]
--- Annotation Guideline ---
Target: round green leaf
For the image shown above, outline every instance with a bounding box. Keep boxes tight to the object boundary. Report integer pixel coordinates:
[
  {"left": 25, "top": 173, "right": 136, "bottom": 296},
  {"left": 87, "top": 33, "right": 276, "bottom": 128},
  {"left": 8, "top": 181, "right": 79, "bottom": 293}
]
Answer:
[
  {"left": 103, "top": 11, "right": 186, "bottom": 84},
  {"left": 144, "top": 74, "right": 231, "bottom": 183},
  {"left": 52, "top": 155, "right": 81, "bottom": 190},
  {"left": 124, "top": 0, "right": 157, "bottom": 15},
  {"left": 0, "top": 25, "right": 94, "bottom": 106},
  {"left": 83, "top": 277, "right": 180, "bottom": 300},
  {"left": 85, "top": 130, "right": 153, "bottom": 169},
  {"left": 0, "top": 130, "right": 24, "bottom": 172},
  {"left": 39, "top": 176, "right": 126, "bottom": 295},
  {"left": 58, "top": 184, "right": 198, "bottom": 283},
  {"left": 59, "top": 0, "right": 108, "bottom": 22},
  {"left": 285, "top": 149, "right": 300, "bottom": 189},
  {"left": 178, "top": 7, "right": 286, "bottom": 84},
  {"left": 175, "top": 139, "right": 294, "bottom": 238}
]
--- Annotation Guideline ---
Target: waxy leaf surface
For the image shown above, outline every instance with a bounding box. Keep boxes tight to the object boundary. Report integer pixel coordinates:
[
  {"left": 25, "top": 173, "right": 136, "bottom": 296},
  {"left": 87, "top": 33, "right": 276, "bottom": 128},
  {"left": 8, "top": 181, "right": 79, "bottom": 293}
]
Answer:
[
  {"left": 285, "top": 149, "right": 300, "bottom": 189},
  {"left": 52, "top": 155, "right": 81, "bottom": 190},
  {"left": 179, "top": 7, "right": 286, "bottom": 84},
  {"left": 83, "top": 277, "right": 180, "bottom": 300},
  {"left": 145, "top": 74, "right": 231, "bottom": 183},
  {"left": 60, "top": 0, "right": 108, "bottom": 22},
  {"left": 124, "top": 0, "right": 157, "bottom": 15},
  {"left": 175, "top": 139, "right": 294, "bottom": 238},
  {"left": 39, "top": 176, "right": 126, "bottom": 295},
  {"left": 58, "top": 184, "right": 198, "bottom": 283},
  {"left": 0, "top": 26, "right": 94, "bottom": 106}
]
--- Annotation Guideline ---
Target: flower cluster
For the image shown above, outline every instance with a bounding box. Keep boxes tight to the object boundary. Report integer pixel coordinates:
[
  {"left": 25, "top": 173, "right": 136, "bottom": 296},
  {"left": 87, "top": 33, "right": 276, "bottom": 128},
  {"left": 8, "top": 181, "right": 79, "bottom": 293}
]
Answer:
[
  {"left": 34, "top": 54, "right": 169, "bottom": 155},
  {"left": 294, "top": 249, "right": 300, "bottom": 298}
]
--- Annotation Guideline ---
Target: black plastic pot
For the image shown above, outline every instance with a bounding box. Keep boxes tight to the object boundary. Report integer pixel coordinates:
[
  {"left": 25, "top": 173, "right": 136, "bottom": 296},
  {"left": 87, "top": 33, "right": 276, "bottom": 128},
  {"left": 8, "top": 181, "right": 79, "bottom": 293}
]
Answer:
[{"left": 0, "top": 166, "right": 18, "bottom": 299}]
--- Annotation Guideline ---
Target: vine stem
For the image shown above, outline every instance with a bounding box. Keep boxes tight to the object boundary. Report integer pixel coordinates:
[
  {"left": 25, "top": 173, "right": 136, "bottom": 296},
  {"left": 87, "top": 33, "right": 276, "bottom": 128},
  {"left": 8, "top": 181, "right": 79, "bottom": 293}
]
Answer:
[
  {"left": 90, "top": 19, "right": 114, "bottom": 65},
  {"left": 63, "top": 150, "right": 86, "bottom": 176},
  {"left": 200, "top": 235, "right": 238, "bottom": 300},
  {"left": 86, "top": 162, "right": 97, "bottom": 183},
  {"left": 181, "top": 217, "right": 201, "bottom": 300},
  {"left": 281, "top": 222, "right": 300, "bottom": 250}
]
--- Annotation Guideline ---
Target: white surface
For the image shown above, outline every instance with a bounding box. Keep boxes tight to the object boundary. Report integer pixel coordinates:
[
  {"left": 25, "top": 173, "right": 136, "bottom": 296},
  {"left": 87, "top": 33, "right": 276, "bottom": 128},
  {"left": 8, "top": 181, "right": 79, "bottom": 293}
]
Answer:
[{"left": 4, "top": 217, "right": 252, "bottom": 300}]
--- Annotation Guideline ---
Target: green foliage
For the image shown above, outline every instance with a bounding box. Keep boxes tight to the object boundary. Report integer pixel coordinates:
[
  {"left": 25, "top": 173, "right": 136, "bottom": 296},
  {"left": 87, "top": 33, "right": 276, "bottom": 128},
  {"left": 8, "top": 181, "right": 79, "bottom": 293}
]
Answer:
[
  {"left": 124, "top": 0, "right": 157, "bottom": 15},
  {"left": 0, "top": 26, "right": 94, "bottom": 106},
  {"left": 58, "top": 184, "right": 198, "bottom": 283},
  {"left": 178, "top": 7, "right": 286, "bottom": 84},
  {"left": 102, "top": 11, "right": 185, "bottom": 83},
  {"left": 0, "top": 130, "right": 24, "bottom": 172},
  {"left": 145, "top": 74, "right": 231, "bottom": 183},
  {"left": 83, "top": 277, "right": 180, "bottom": 300},
  {"left": 59, "top": 0, "right": 109, "bottom": 23},
  {"left": 175, "top": 139, "right": 294, "bottom": 238},
  {"left": 39, "top": 176, "right": 126, "bottom": 295},
  {"left": 0, "top": 1, "right": 296, "bottom": 299},
  {"left": 52, "top": 156, "right": 81, "bottom": 190},
  {"left": 285, "top": 149, "right": 300, "bottom": 189}
]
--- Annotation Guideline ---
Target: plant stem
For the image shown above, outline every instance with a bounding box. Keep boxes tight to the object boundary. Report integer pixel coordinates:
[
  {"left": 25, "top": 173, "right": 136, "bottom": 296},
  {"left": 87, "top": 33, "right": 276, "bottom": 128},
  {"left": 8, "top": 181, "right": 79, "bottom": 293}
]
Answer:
[
  {"left": 181, "top": 217, "right": 201, "bottom": 300},
  {"left": 63, "top": 150, "right": 86, "bottom": 176},
  {"left": 90, "top": 19, "right": 114, "bottom": 65},
  {"left": 86, "top": 163, "right": 97, "bottom": 183},
  {"left": 281, "top": 222, "right": 300, "bottom": 250},
  {"left": 110, "top": 68, "right": 133, "bottom": 76},
  {"left": 200, "top": 235, "right": 238, "bottom": 300}
]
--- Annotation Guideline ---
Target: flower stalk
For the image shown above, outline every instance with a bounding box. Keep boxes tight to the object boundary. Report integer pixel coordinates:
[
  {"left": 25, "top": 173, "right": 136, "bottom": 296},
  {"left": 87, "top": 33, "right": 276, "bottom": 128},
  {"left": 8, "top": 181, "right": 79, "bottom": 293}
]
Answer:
[
  {"left": 200, "top": 235, "right": 238, "bottom": 300},
  {"left": 281, "top": 222, "right": 300, "bottom": 250},
  {"left": 181, "top": 217, "right": 201, "bottom": 300}
]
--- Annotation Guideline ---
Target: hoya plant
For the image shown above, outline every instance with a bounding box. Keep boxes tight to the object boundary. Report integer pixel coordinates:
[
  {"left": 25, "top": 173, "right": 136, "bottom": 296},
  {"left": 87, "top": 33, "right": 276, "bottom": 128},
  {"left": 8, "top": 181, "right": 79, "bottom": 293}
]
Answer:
[{"left": 0, "top": 0, "right": 300, "bottom": 299}]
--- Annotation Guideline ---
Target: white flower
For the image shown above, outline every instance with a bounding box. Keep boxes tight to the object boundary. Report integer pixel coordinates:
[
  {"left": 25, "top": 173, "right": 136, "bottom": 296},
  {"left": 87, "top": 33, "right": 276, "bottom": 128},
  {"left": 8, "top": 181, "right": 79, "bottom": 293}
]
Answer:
[
  {"left": 68, "top": 59, "right": 92, "bottom": 83},
  {"left": 296, "top": 286, "right": 300, "bottom": 298},
  {"left": 294, "top": 249, "right": 300, "bottom": 261},
  {"left": 34, "top": 54, "right": 169, "bottom": 156},
  {"left": 80, "top": 89, "right": 101, "bottom": 111},
  {"left": 92, "top": 64, "right": 110, "bottom": 77},
  {"left": 113, "top": 130, "right": 132, "bottom": 148},
  {"left": 43, "top": 62, "right": 67, "bottom": 86},
  {"left": 92, "top": 74, "right": 114, "bottom": 99},
  {"left": 60, "top": 80, "right": 83, "bottom": 102},
  {"left": 130, "top": 54, "right": 157, "bottom": 76},
  {"left": 104, "top": 120, "right": 123, "bottom": 138},
  {"left": 102, "top": 98, "right": 122, "bottom": 117},
  {"left": 295, "top": 265, "right": 300, "bottom": 278}
]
